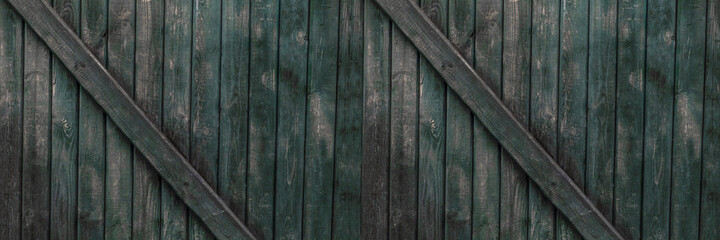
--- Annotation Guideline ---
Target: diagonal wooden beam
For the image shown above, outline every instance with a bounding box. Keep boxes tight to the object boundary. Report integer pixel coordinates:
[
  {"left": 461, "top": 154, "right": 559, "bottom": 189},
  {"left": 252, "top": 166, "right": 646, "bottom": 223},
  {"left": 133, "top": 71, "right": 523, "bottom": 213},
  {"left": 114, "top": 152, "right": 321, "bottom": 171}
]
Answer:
[
  {"left": 373, "top": 0, "right": 624, "bottom": 239},
  {"left": 6, "top": 1, "right": 257, "bottom": 239}
]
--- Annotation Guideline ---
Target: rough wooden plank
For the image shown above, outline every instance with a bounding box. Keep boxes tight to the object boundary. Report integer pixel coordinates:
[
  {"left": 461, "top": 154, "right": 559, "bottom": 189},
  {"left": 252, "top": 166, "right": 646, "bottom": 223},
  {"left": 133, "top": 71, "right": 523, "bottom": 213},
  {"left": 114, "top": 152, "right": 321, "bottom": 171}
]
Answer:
[
  {"left": 247, "top": 0, "right": 279, "bottom": 238},
  {"left": 189, "top": 0, "right": 222, "bottom": 238},
  {"left": 275, "top": 1, "right": 309, "bottom": 239},
  {"left": 218, "top": 0, "right": 250, "bottom": 221},
  {"left": 77, "top": 0, "right": 107, "bottom": 238},
  {"left": 161, "top": 0, "right": 191, "bottom": 238},
  {"left": 105, "top": 0, "right": 135, "bottom": 238},
  {"left": 7, "top": 1, "right": 257, "bottom": 239},
  {"left": 614, "top": 0, "right": 645, "bottom": 238},
  {"left": 303, "top": 0, "right": 339, "bottom": 239},
  {"left": 445, "top": 0, "right": 473, "bottom": 238},
  {"left": 21, "top": 5, "right": 51, "bottom": 239},
  {"left": 643, "top": 0, "right": 676, "bottom": 237},
  {"left": 472, "top": 0, "right": 502, "bottom": 237},
  {"left": 557, "top": 0, "right": 588, "bottom": 238},
  {"left": 333, "top": 0, "right": 364, "bottom": 238},
  {"left": 701, "top": 1, "right": 720, "bottom": 238},
  {"left": 133, "top": 0, "right": 164, "bottom": 238},
  {"left": 0, "top": 1, "right": 23, "bottom": 238},
  {"left": 49, "top": 0, "right": 80, "bottom": 237},
  {"left": 670, "top": 0, "right": 706, "bottom": 238},
  {"left": 528, "top": 0, "right": 559, "bottom": 237},
  {"left": 362, "top": 0, "right": 391, "bottom": 238},
  {"left": 372, "top": 0, "right": 625, "bottom": 238},
  {"left": 417, "top": 0, "right": 447, "bottom": 238},
  {"left": 389, "top": 4, "right": 418, "bottom": 239}
]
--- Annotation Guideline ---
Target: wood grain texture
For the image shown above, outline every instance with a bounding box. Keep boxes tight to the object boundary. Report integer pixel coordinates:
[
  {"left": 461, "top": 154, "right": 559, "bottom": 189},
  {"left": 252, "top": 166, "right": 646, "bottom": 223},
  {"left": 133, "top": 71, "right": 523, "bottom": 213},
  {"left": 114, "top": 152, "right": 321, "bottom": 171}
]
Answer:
[
  {"left": 276, "top": 1, "right": 309, "bottom": 239},
  {"left": 362, "top": 0, "right": 391, "bottom": 238},
  {"left": 614, "top": 0, "right": 645, "bottom": 238},
  {"left": 133, "top": 0, "right": 164, "bottom": 238},
  {"left": 247, "top": 0, "right": 279, "bottom": 238},
  {"left": 701, "top": 1, "right": 720, "bottom": 238},
  {"left": 333, "top": 0, "right": 364, "bottom": 238},
  {"left": 162, "top": 0, "right": 191, "bottom": 238},
  {"left": 7, "top": 1, "right": 257, "bottom": 239},
  {"left": 0, "top": 1, "right": 23, "bottom": 238},
  {"left": 670, "top": 0, "right": 706, "bottom": 238},
  {"left": 21, "top": 3, "right": 52, "bottom": 238},
  {"left": 643, "top": 0, "right": 675, "bottom": 238},
  {"left": 304, "top": 0, "right": 339, "bottom": 239},
  {"left": 445, "top": 0, "right": 473, "bottom": 238},
  {"left": 558, "top": 0, "right": 588, "bottom": 238},
  {"left": 77, "top": 0, "right": 106, "bottom": 238},
  {"left": 472, "top": 0, "right": 503, "bottom": 237},
  {"left": 371, "top": 0, "right": 625, "bottom": 238}
]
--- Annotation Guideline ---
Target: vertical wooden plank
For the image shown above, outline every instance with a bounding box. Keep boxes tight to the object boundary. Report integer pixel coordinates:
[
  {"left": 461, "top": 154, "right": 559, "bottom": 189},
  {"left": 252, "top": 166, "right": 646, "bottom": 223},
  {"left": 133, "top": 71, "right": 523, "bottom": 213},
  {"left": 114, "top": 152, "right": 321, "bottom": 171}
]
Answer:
[
  {"left": 528, "top": 0, "right": 559, "bottom": 236},
  {"left": 418, "top": 0, "right": 447, "bottom": 237},
  {"left": 219, "top": 0, "right": 250, "bottom": 221},
  {"left": 500, "top": 0, "right": 531, "bottom": 237},
  {"left": 162, "top": 0, "right": 192, "bottom": 238},
  {"left": 472, "top": 0, "right": 502, "bottom": 237},
  {"left": 389, "top": 3, "right": 418, "bottom": 239},
  {"left": 558, "top": 0, "right": 588, "bottom": 238},
  {"left": 105, "top": 0, "right": 135, "bottom": 238},
  {"left": 22, "top": 3, "right": 51, "bottom": 238},
  {"left": 0, "top": 1, "right": 22, "bottom": 238},
  {"left": 445, "top": 0, "right": 473, "bottom": 238},
  {"left": 362, "top": 0, "right": 391, "bottom": 238},
  {"left": 333, "top": 0, "right": 364, "bottom": 237},
  {"left": 670, "top": 0, "right": 706, "bottom": 238},
  {"left": 134, "top": 0, "right": 165, "bottom": 238},
  {"left": 77, "top": 0, "right": 107, "bottom": 238},
  {"left": 247, "top": 0, "right": 279, "bottom": 238},
  {"left": 304, "top": 0, "right": 339, "bottom": 239},
  {"left": 275, "top": 0, "right": 309, "bottom": 238},
  {"left": 614, "top": 0, "right": 645, "bottom": 237},
  {"left": 50, "top": 0, "right": 80, "bottom": 237},
  {"left": 587, "top": 0, "right": 617, "bottom": 221},
  {"left": 643, "top": 0, "right": 675, "bottom": 237},
  {"left": 701, "top": 1, "right": 720, "bottom": 238},
  {"left": 189, "top": 0, "right": 222, "bottom": 238}
]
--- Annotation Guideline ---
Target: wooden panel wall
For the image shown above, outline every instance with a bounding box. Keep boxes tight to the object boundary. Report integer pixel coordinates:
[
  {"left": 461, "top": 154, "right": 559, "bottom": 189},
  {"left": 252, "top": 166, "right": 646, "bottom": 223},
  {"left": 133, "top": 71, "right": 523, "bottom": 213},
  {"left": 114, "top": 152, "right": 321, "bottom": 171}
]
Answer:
[{"left": 0, "top": 0, "right": 718, "bottom": 239}]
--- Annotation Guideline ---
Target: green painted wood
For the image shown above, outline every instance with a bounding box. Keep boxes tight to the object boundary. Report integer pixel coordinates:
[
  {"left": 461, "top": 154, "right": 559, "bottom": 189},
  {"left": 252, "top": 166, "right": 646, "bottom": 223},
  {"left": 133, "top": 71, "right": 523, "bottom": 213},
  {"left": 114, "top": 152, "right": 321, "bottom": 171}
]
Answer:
[
  {"left": 247, "top": 0, "right": 279, "bottom": 238},
  {"left": 701, "top": 2, "right": 720, "bottom": 238},
  {"left": 105, "top": 0, "right": 135, "bottom": 238},
  {"left": 49, "top": 0, "right": 80, "bottom": 237},
  {"left": 161, "top": 0, "right": 191, "bottom": 238},
  {"left": 21, "top": 2, "right": 52, "bottom": 238},
  {"left": 362, "top": 0, "right": 391, "bottom": 238},
  {"left": 304, "top": 0, "right": 339, "bottom": 239},
  {"left": 389, "top": 4, "right": 418, "bottom": 239},
  {"left": 133, "top": 0, "right": 164, "bottom": 238},
  {"left": 77, "top": 0, "right": 106, "bottom": 238},
  {"left": 189, "top": 0, "right": 222, "bottom": 238},
  {"left": 670, "top": 0, "right": 706, "bottom": 238},
  {"left": 370, "top": 0, "right": 625, "bottom": 238},
  {"left": 0, "top": 1, "right": 22, "bottom": 238},
  {"left": 219, "top": 0, "right": 250, "bottom": 222},
  {"left": 445, "top": 0, "right": 473, "bottom": 238},
  {"left": 500, "top": 0, "right": 530, "bottom": 237},
  {"left": 643, "top": 0, "right": 676, "bottom": 237},
  {"left": 276, "top": 1, "right": 309, "bottom": 239},
  {"left": 472, "top": 0, "right": 502, "bottom": 237},
  {"left": 614, "top": 0, "right": 645, "bottom": 238},
  {"left": 333, "top": 0, "right": 363, "bottom": 238},
  {"left": 6, "top": 1, "right": 257, "bottom": 239},
  {"left": 528, "top": 0, "right": 559, "bottom": 237},
  {"left": 557, "top": 0, "right": 588, "bottom": 238},
  {"left": 417, "top": 0, "right": 447, "bottom": 237}
]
